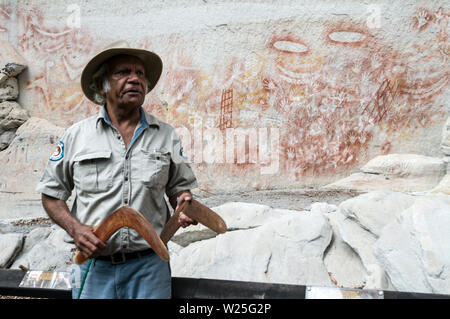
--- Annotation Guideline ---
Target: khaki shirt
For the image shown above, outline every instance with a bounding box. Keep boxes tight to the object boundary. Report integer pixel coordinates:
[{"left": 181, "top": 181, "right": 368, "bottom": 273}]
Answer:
[{"left": 36, "top": 107, "right": 197, "bottom": 255}]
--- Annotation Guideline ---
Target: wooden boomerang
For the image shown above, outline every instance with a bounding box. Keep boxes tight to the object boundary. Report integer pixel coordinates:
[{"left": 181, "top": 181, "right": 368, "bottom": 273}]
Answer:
[
  {"left": 74, "top": 206, "right": 170, "bottom": 265},
  {"left": 160, "top": 198, "right": 227, "bottom": 245}
]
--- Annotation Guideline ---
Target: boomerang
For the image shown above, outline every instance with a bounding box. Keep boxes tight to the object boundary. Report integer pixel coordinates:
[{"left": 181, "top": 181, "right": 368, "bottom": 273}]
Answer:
[
  {"left": 160, "top": 198, "right": 227, "bottom": 245},
  {"left": 74, "top": 206, "right": 169, "bottom": 264}
]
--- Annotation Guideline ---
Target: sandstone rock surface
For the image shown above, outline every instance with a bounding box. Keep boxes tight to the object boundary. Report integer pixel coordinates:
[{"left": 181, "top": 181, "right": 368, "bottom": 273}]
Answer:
[
  {"left": 0, "top": 233, "right": 24, "bottom": 268},
  {"left": 0, "top": 40, "right": 27, "bottom": 73},
  {"left": 325, "top": 154, "right": 447, "bottom": 192},
  {"left": 11, "top": 225, "right": 75, "bottom": 272},
  {"left": 169, "top": 191, "right": 450, "bottom": 294},
  {"left": 374, "top": 194, "right": 450, "bottom": 294},
  {"left": 431, "top": 171, "right": 450, "bottom": 195},
  {"left": 1, "top": 63, "right": 27, "bottom": 78},
  {"left": 0, "top": 101, "right": 29, "bottom": 130},
  {"left": 338, "top": 191, "right": 416, "bottom": 237},
  {"left": 0, "top": 190, "right": 449, "bottom": 295},
  {"left": 324, "top": 211, "right": 367, "bottom": 289},
  {"left": 170, "top": 203, "right": 333, "bottom": 287},
  {"left": 0, "top": 117, "right": 65, "bottom": 196},
  {"left": 0, "top": 101, "right": 30, "bottom": 150},
  {"left": 441, "top": 117, "right": 450, "bottom": 156},
  {"left": 0, "top": 77, "right": 19, "bottom": 102}
]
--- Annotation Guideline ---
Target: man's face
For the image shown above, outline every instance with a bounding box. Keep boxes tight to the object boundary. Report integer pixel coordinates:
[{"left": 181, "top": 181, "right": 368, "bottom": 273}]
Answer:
[{"left": 103, "top": 54, "right": 147, "bottom": 109}]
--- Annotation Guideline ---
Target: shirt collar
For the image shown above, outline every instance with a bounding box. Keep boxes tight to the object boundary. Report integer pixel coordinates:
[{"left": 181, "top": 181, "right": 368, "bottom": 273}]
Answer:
[{"left": 96, "top": 106, "right": 160, "bottom": 129}]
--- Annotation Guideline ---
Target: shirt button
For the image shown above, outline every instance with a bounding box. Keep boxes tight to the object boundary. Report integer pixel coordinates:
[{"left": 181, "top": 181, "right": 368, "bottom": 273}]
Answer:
[
  {"left": 125, "top": 177, "right": 129, "bottom": 182},
  {"left": 124, "top": 199, "right": 128, "bottom": 205},
  {"left": 117, "top": 136, "right": 121, "bottom": 140}
]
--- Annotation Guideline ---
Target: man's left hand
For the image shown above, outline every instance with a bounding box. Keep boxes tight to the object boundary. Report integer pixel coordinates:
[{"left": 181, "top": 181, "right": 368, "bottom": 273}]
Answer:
[{"left": 175, "top": 192, "right": 198, "bottom": 228}]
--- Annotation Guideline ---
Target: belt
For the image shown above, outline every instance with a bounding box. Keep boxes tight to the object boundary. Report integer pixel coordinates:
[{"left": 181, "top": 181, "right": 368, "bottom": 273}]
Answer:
[{"left": 95, "top": 248, "right": 155, "bottom": 265}]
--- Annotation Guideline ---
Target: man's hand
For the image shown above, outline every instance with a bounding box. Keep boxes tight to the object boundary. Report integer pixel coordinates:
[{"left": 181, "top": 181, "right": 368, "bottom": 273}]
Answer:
[
  {"left": 72, "top": 224, "right": 106, "bottom": 259},
  {"left": 41, "top": 194, "right": 106, "bottom": 260},
  {"left": 174, "top": 191, "right": 198, "bottom": 228}
]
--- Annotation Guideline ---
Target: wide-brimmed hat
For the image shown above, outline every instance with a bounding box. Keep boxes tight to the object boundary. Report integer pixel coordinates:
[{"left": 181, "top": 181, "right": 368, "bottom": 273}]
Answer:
[{"left": 81, "top": 40, "right": 163, "bottom": 104}]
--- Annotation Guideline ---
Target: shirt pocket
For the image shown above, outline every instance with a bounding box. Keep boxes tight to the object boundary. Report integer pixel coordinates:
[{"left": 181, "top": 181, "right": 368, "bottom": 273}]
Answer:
[
  {"left": 141, "top": 150, "right": 170, "bottom": 188},
  {"left": 73, "top": 151, "right": 113, "bottom": 193}
]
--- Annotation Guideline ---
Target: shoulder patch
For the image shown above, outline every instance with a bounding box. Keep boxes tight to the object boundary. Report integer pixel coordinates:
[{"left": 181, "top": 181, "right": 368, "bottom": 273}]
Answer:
[{"left": 50, "top": 141, "right": 64, "bottom": 162}]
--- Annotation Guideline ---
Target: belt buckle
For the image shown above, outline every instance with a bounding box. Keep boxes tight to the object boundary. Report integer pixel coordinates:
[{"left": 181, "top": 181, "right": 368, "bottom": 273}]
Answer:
[{"left": 111, "top": 252, "right": 126, "bottom": 265}]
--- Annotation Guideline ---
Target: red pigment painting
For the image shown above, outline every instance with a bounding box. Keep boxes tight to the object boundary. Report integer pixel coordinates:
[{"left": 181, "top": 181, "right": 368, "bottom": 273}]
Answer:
[{"left": 5, "top": 5, "right": 448, "bottom": 190}]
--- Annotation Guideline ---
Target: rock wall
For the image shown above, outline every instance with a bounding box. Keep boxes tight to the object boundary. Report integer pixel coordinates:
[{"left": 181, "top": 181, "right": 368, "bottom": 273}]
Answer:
[
  {"left": 4, "top": 190, "right": 448, "bottom": 295},
  {"left": 168, "top": 191, "right": 450, "bottom": 294},
  {"left": 0, "top": 0, "right": 448, "bottom": 193},
  {"left": 0, "top": 40, "right": 28, "bottom": 151}
]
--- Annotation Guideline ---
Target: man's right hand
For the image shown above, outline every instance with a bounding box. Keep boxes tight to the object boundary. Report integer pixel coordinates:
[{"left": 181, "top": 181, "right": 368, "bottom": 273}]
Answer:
[
  {"left": 41, "top": 194, "right": 106, "bottom": 260},
  {"left": 72, "top": 224, "right": 106, "bottom": 259}
]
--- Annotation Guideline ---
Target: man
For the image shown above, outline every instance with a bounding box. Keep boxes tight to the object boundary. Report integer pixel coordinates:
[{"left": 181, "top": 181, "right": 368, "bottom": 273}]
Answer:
[{"left": 36, "top": 41, "right": 198, "bottom": 299}]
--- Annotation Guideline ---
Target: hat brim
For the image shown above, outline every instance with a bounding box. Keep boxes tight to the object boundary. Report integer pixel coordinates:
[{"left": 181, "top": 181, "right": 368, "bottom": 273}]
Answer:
[{"left": 81, "top": 47, "right": 163, "bottom": 105}]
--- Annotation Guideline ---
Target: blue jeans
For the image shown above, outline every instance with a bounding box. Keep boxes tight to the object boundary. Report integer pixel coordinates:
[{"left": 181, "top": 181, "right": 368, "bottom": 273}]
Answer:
[{"left": 70, "top": 252, "right": 171, "bottom": 299}]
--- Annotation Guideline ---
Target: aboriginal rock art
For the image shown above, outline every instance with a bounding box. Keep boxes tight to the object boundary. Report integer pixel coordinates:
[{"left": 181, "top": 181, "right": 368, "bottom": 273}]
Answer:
[
  {"left": 219, "top": 88, "right": 233, "bottom": 131},
  {"left": 261, "top": 9, "right": 449, "bottom": 179},
  {"left": 2, "top": 4, "right": 449, "bottom": 190},
  {"left": 0, "top": 6, "right": 10, "bottom": 34},
  {"left": 17, "top": 8, "right": 100, "bottom": 124}
]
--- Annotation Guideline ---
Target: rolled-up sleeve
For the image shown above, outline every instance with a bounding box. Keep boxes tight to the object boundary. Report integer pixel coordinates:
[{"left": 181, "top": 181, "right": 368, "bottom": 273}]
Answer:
[
  {"left": 165, "top": 131, "right": 198, "bottom": 198},
  {"left": 35, "top": 131, "right": 74, "bottom": 201}
]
